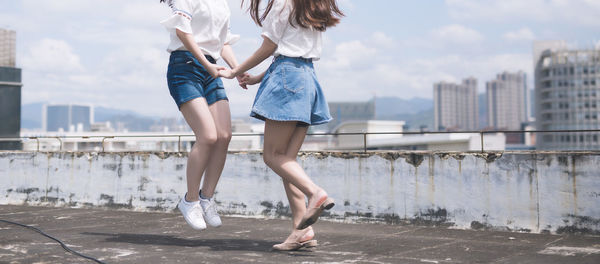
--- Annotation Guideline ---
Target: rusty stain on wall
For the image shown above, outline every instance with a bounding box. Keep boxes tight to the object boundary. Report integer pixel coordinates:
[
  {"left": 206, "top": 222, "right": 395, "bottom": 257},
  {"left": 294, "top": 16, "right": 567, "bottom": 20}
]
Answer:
[
  {"left": 556, "top": 214, "right": 600, "bottom": 235},
  {"left": 428, "top": 157, "right": 435, "bottom": 204},
  {"left": 572, "top": 156, "right": 578, "bottom": 216},
  {"left": 1, "top": 151, "right": 600, "bottom": 234},
  {"left": 405, "top": 153, "right": 424, "bottom": 167}
]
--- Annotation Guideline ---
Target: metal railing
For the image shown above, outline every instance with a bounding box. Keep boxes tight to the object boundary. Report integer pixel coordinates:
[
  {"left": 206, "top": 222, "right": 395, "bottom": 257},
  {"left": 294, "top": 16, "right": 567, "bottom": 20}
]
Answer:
[{"left": 1, "top": 129, "right": 600, "bottom": 153}]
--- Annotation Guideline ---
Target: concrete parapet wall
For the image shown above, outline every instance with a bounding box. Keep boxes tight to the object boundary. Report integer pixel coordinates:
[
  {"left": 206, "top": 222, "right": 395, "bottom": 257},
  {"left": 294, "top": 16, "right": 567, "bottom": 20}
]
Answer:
[{"left": 1, "top": 151, "right": 599, "bottom": 234}]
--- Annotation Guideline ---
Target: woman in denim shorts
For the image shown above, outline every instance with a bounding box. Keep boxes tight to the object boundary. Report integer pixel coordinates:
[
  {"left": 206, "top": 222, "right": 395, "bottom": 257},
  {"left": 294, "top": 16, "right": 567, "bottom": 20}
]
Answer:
[
  {"left": 220, "top": 0, "right": 343, "bottom": 251},
  {"left": 160, "top": 0, "right": 247, "bottom": 231}
]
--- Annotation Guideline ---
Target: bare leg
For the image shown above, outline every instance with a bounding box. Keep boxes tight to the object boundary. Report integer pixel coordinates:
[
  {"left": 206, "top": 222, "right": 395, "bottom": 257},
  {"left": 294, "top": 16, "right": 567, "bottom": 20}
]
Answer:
[
  {"left": 281, "top": 125, "right": 309, "bottom": 228},
  {"left": 281, "top": 125, "right": 315, "bottom": 242},
  {"left": 201, "top": 100, "right": 232, "bottom": 198},
  {"left": 264, "top": 120, "right": 329, "bottom": 233},
  {"left": 263, "top": 120, "right": 323, "bottom": 198},
  {"left": 180, "top": 98, "right": 218, "bottom": 202}
]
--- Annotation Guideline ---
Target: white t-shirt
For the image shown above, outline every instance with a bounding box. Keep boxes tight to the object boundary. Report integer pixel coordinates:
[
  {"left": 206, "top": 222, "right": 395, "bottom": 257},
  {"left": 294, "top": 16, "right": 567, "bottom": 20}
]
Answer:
[
  {"left": 261, "top": 0, "right": 322, "bottom": 60},
  {"left": 160, "top": 0, "right": 240, "bottom": 60}
]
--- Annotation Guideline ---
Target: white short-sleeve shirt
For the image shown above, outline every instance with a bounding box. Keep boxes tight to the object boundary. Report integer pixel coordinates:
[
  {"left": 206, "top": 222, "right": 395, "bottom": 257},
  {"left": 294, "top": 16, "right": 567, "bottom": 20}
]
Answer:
[
  {"left": 261, "top": 0, "right": 322, "bottom": 60},
  {"left": 160, "top": 0, "right": 240, "bottom": 60}
]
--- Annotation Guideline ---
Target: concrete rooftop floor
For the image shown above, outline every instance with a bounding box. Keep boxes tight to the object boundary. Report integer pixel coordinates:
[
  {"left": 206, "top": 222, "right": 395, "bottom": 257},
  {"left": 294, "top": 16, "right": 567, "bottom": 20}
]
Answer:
[{"left": 1, "top": 205, "right": 599, "bottom": 264}]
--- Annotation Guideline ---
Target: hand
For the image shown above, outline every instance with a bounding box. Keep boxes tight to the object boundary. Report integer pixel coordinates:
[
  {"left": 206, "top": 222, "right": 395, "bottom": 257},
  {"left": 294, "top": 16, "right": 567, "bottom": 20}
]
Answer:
[
  {"left": 236, "top": 73, "right": 250, "bottom": 90},
  {"left": 218, "top": 68, "right": 236, "bottom": 79},
  {"left": 207, "top": 64, "right": 226, "bottom": 78},
  {"left": 241, "top": 74, "right": 262, "bottom": 86}
]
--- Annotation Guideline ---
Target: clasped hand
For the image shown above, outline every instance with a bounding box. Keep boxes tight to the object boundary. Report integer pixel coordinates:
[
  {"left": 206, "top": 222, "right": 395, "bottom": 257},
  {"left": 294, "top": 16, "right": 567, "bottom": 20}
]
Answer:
[
  {"left": 218, "top": 68, "right": 261, "bottom": 88},
  {"left": 205, "top": 64, "right": 249, "bottom": 89}
]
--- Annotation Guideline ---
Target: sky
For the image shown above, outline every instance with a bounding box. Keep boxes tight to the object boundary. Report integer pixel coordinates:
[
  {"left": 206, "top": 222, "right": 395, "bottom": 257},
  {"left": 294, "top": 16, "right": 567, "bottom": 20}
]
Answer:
[{"left": 1, "top": 0, "right": 599, "bottom": 118}]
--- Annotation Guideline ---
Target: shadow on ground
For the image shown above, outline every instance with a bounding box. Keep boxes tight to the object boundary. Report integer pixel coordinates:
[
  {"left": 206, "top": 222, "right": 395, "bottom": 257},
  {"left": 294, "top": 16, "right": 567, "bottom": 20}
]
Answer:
[
  {"left": 82, "top": 232, "right": 315, "bottom": 255},
  {"left": 2, "top": 205, "right": 599, "bottom": 264}
]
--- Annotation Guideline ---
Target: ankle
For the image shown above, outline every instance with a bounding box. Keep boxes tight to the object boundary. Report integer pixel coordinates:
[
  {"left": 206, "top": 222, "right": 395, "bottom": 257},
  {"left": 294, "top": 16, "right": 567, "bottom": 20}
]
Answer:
[
  {"left": 199, "top": 190, "right": 212, "bottom": 201},
  {"left": 185, "top": 193, "right": 199, "bottom": 202},
  {"left": 289, "top": 227, "right": 314, "bottom": 242},
  {"left": 309, "top": 188, "right": 326, "bottom": 200},
  {"left": 301, "top": 228, "right": 314, "bottom": 240}
]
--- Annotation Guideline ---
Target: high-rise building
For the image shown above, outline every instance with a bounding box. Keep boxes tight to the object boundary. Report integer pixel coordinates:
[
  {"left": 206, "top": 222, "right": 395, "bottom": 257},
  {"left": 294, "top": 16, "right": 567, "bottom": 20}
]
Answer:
[
  {"left": 327, "top": 99, "right": 376, "bottom": 130},
  {"left": 0, "top": 67, "right": 22, "bottom": 150},
  {"left": 0, "top": 28, "right": 21, "bottom": 150},
  {"left": 0, "top": 28, "right": 16, "bottom": 67},
  {"left": 433, "top": 78, "right": 479, "bottom": 131},
  {"left": 43, "top": 104, "right": 94, "bottom": 132},
  {"left": 486, "top": 71, "right": 529, "bottom": 130},
  {"left": 534, "top": 41, "right": 600, "bottom": 150}
]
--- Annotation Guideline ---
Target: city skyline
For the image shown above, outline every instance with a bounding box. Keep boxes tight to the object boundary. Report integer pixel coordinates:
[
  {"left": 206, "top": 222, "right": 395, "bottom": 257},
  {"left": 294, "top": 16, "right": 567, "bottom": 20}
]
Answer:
[
  {"left": 433, "top": 78, "right": 479, "bottom": 131},
  {"left": 0, "top": 28, "right": 15, "bottom": 67},
  {"left": 534, "top": 42, "right": 600, "bottom": 150},
  {"left": 486, "top": 71, "right": 529, "bottom": 130},
  {"left": 1, "top": 0, "right": 599, "bottom": 118}
]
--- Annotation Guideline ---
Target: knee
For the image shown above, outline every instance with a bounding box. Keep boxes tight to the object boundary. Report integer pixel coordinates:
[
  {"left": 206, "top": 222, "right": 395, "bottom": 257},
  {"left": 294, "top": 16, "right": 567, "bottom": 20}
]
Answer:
[
  {"left": 216, "top": 131, "right": 232, "bottom": 144},
  {"left": 263, "top": 150, "right": 286, "bottom": 169},
  {"left": 195, "top": 132, "right": 218, "bottom": 146},
  {"left": 263, "top": 152, "right": 276, "bottom": 168}
]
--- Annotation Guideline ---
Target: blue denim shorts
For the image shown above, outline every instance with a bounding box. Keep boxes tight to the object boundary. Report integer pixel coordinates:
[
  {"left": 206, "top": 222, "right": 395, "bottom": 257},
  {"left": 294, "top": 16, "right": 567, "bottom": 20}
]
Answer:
[
  {"left": 167, "top": 51, "right": 228, "bottom": 108},
  {"left": 251, "top": 56, "right": 332, "bottom": 126}
]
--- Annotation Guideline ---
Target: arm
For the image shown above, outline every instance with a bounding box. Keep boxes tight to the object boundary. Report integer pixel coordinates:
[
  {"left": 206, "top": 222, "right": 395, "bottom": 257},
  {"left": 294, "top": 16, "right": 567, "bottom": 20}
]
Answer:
[
  {"left": 220, "top": 44, "right": 238, "bottom": 69},
  {"left": 176, "top": 29, "right": 224, "bottom": 78},
  {"left": 221, "top": 44, "right": 249, "bottom": 89},
  {"left": 220, "top": 36, "right": 277, "bottom": 79}
]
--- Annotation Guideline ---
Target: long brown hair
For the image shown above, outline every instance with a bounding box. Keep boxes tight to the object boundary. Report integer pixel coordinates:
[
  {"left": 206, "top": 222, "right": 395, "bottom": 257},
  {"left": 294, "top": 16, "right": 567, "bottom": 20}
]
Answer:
[{"left": 244, "top": 0, "right": 344, "bottom": 32}]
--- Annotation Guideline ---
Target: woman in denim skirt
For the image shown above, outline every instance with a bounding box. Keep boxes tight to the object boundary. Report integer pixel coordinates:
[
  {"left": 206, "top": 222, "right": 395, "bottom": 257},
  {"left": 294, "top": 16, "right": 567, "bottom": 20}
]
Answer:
[
  {"left": 160, "top": 0, "right": 247, "bottom": 231},
  {"left": 220, "top": 0, "right": 343, "bottom": 251}
]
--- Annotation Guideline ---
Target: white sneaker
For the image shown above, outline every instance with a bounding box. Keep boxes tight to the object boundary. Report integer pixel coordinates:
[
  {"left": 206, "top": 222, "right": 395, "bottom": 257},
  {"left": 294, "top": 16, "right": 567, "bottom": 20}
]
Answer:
[
  {"left": 200, "top": 198, "right": 222, "bottom": 227},
  {"left": 178, "top": 198, "right": 207, "bottom": 230}
]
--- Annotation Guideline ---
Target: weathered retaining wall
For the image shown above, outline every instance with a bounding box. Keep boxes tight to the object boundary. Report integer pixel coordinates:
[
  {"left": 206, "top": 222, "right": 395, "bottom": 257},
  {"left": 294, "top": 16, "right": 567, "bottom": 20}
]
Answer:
[{"left": 1, "top": 151, "right": 599, "bottom": 234}]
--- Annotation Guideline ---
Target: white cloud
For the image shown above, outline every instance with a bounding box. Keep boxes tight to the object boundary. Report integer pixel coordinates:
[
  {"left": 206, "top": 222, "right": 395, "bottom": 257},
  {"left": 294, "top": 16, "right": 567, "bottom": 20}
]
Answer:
[
  {"left": 22, "top": 39, "right": 84, "bottom": 73},
  {"left": 321, "top": 40, "right": 378, "bottom": 70},
  {"left": 413, "top": 53, "right": 533, "bottom": 85},
  {"left": 446, "top": 0, "right": 600, "bottom": 26},
  {"left": 446, "top": 0, "right": 546, "bottom": 21},
  {"left": 370, "top": 31, "right": 395, "bottom": 49},
  {"left": 118, "top": 2, "right": 168, "bottom": 26},
  {"left": 503, "top": 28, "right": 536, "bottom": 42},
  {"left": 22, "top": 0, "right": 93, "bottom": 13},
  {"left": 379, "top": 53, "right": 533, "bottom": 96},
  {"left": 430, "top": 24, "right": 484, "bottom": 45},
  {"left": 9, "top": 0, "right": 586, "bottom": 119},
  {"left": 317, "top": 33, "right": 533, "bottom": 103}
]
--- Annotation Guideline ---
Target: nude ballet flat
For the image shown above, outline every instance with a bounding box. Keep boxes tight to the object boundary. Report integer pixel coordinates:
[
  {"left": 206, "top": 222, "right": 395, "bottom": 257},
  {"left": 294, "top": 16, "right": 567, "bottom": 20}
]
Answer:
[
  {"left": 297, "top": 195, "right": 335, "bottom": 230},
  {"left": 272, "top": 240, "right": 318, "bottom": 251},
  {"left": 272, "top": 227, "right": 317, "bottom": 251}
]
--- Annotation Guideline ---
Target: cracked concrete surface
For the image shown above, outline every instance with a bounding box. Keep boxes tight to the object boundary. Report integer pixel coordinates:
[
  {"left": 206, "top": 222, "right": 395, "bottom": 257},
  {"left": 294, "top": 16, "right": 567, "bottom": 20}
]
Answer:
[{"left": 1, "top": 205, "right": 599, "bottom": 264}]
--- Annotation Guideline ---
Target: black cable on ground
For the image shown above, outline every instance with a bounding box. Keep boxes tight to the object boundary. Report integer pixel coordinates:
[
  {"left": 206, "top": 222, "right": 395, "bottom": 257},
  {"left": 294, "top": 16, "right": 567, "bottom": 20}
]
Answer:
[{"left": 0, "top": 219, "right": 107, "bottom": 264}]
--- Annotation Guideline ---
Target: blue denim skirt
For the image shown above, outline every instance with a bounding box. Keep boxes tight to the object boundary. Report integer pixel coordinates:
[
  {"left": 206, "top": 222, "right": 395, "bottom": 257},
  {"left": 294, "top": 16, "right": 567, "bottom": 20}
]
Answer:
[
  {"left": 251, "top": 56, "right": 332, "bottom": 126},
  {"left": 166, "top": 51, "right": 228, "bottom": 108}
]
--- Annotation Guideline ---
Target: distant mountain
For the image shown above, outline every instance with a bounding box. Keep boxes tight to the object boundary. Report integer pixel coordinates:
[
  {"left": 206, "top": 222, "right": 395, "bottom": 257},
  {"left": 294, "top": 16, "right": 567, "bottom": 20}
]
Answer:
[
  {"left": 21, "top": 102, "right": 44, "bottom": 129},
  {"left": 375, "top": 97, "right": 433, "bottom": 116},
  {"left": 375, "top": 97, "right": 434, "bottom": 130},
  {"left": 93, "top": 106, "right": 159, "bottom": 131},
  {"left": 94, "top": 106, "right": 140, "bottom": 122},
  {"left": 385, "top": 109, "right": 435, "bottom": 131},
  {"left": 374, "top": 95, "right": 491, "bottom": 130},
  {"left": 21, "top": 102, "right": 160, "bottom": 131}
]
